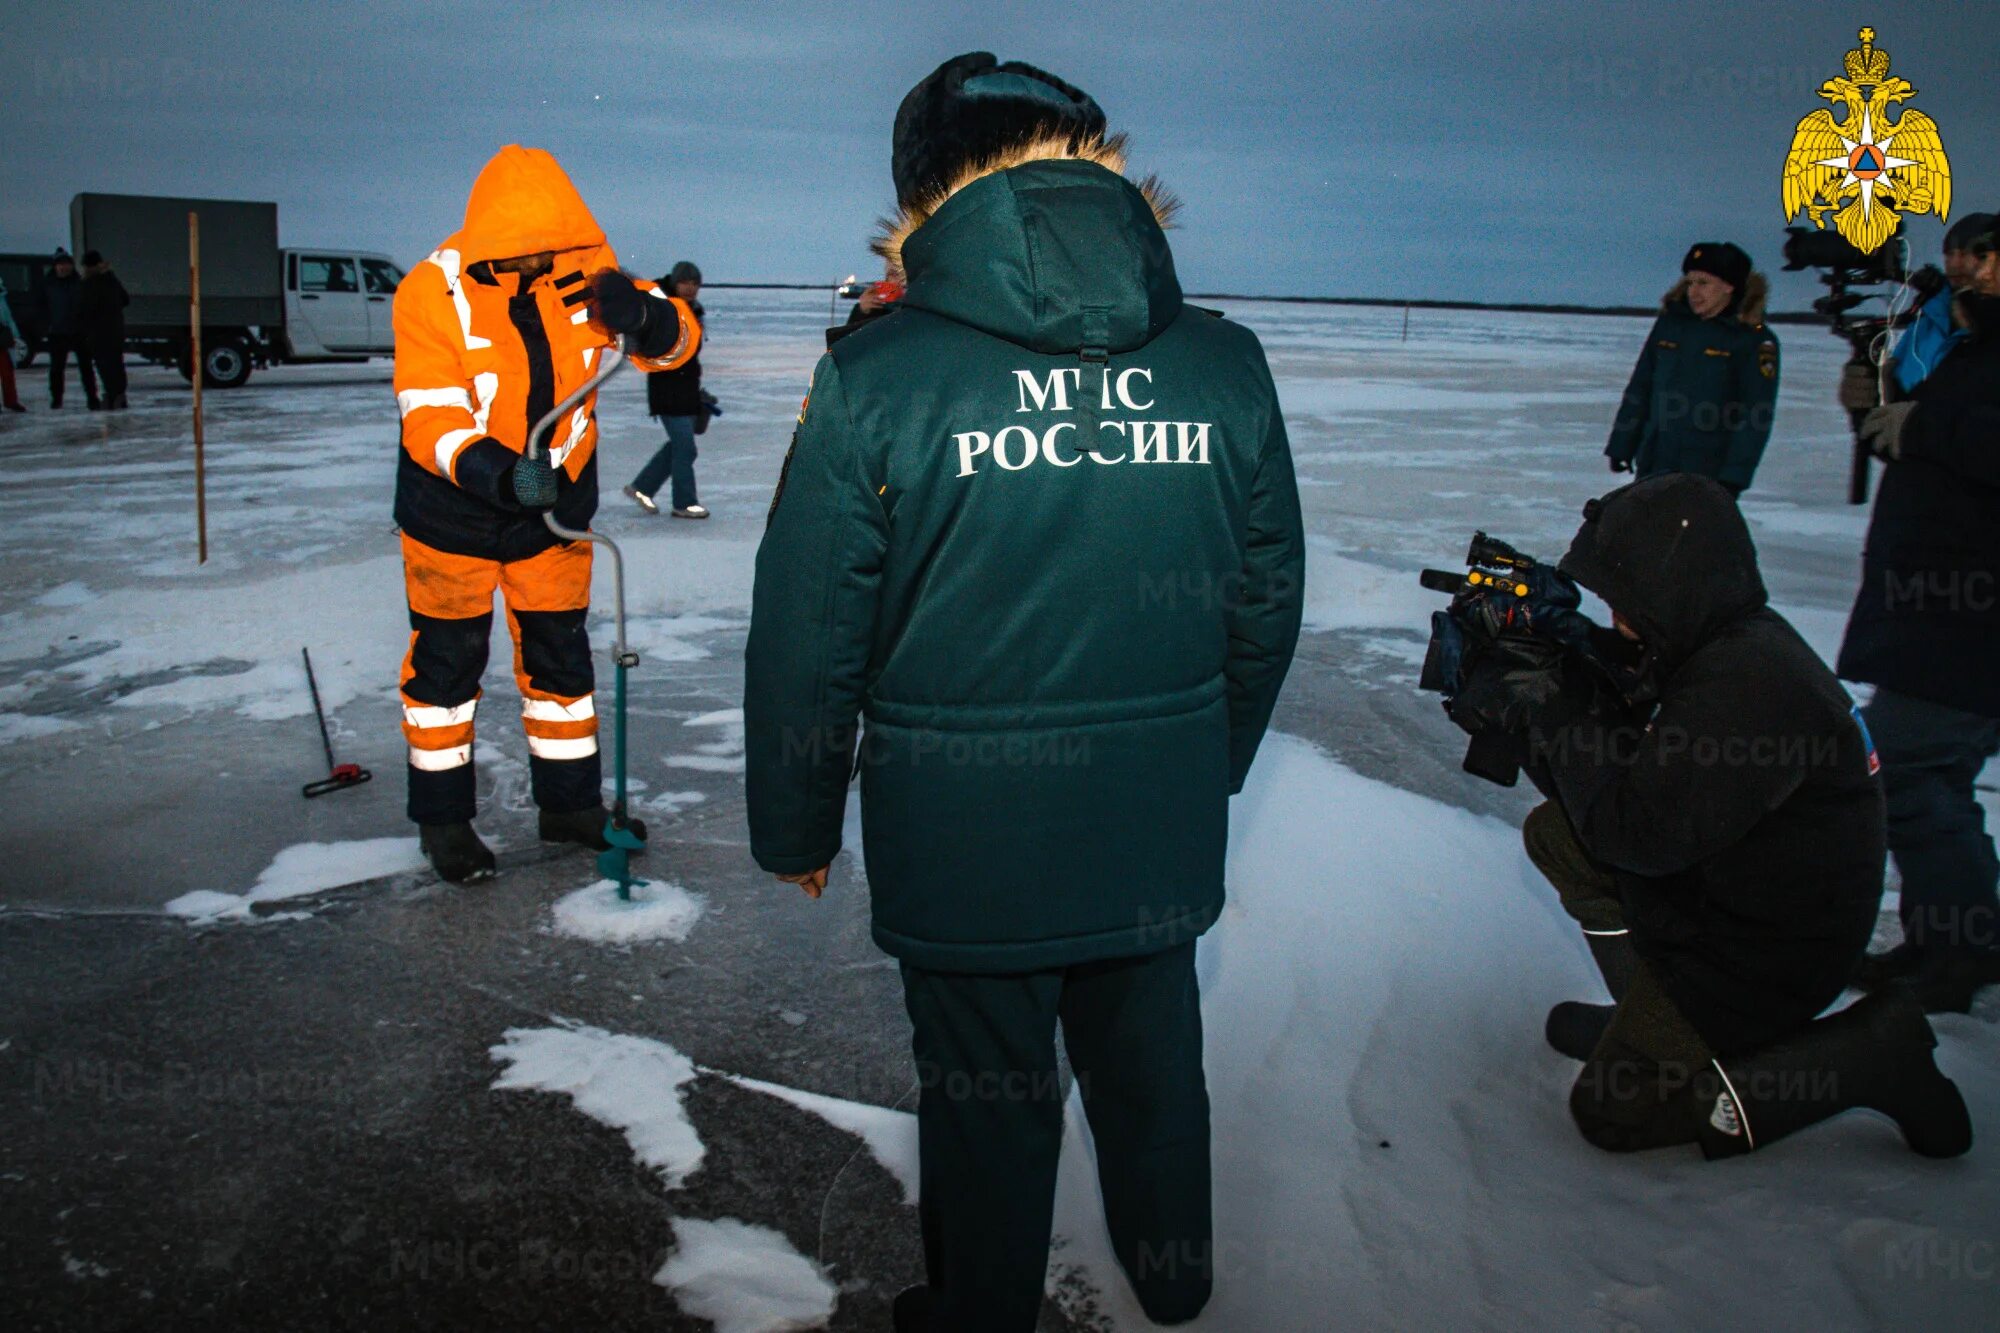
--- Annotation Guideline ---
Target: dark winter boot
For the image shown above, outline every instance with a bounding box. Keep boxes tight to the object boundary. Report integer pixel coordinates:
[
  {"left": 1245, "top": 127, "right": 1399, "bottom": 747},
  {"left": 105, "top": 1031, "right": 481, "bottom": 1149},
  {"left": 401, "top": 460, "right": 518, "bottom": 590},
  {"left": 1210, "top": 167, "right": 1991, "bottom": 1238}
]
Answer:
[
  {"left": 891, "top": 1285, "right": 935, "bottom": 1332},
  {"left": 1853, "top": 940, "right": 1927, "bottom": 991},
  {"left": 420, "top": 821, "right": 496, "bottom": 884},
  {"left": 537, "top": 805, "right": 647, "bottom": 851},
  {"left": 1901, "top": 948, "right": 2000, "bottom": 1015},
  {"left": 1698, "top": 990, "right": 1972, "bottom": 1160},
  {"left": 1546, "top": 930, "right": 1634, "bottom": 1060}
]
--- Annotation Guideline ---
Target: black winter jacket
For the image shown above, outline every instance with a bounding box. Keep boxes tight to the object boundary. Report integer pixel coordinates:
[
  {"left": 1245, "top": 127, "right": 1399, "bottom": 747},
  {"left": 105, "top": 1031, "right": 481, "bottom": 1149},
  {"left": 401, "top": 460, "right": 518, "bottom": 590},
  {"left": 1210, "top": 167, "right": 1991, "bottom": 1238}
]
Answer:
[
  {"left": 1837, "top": 292, "right": 2000, "bottom": 718},
  {"left": 77, "top": 270, "right": 130, "bottom": 350},
  {"left": 39, "top": 270, "right": 81, "bottom": 338},
  {"left": 1535, "top": 474, "right": 1884, "bottom": 1054},
  {"left": 646, "top": 299, "right": 703, "bottom": 418}
]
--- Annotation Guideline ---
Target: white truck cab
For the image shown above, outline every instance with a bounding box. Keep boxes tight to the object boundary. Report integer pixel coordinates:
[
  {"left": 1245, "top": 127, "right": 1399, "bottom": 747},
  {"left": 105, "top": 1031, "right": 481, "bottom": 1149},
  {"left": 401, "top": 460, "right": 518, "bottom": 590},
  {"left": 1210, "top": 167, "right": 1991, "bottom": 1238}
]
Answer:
[{"left": 281, "top": 248, "right": 403, "bottom": 359}]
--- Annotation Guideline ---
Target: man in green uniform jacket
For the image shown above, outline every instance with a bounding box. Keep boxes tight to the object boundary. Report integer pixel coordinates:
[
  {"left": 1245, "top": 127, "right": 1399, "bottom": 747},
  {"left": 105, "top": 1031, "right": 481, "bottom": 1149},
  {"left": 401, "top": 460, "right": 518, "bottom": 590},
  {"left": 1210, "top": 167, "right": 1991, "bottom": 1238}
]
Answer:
[
  {"left": 744, "top": 52, "right": 1305, "bottom": 1333},
  {"left": 1605, "top": 242, "right": 1780, "bottom": 495}
]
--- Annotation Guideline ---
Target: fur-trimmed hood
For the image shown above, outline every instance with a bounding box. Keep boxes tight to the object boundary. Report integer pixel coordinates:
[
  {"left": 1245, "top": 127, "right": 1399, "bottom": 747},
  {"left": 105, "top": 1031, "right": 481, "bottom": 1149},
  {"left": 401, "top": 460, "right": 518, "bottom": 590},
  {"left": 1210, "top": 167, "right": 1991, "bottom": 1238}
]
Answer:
[
  {"left": 882, "top": 139, "right": 1185, "bottom": 357},
  {"left": 872, "top": 133, "right": 1177, "bottom": 281},
  {"left": 1662, "top": 270, "right": 1769, "bottom": 327}
]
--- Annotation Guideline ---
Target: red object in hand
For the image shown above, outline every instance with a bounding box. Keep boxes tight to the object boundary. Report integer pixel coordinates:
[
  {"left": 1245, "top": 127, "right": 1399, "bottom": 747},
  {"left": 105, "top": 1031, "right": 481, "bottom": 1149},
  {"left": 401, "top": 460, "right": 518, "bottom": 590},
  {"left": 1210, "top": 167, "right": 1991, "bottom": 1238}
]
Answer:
[{"left": 871, "top": 281, "right": 905, "bottom": 305}]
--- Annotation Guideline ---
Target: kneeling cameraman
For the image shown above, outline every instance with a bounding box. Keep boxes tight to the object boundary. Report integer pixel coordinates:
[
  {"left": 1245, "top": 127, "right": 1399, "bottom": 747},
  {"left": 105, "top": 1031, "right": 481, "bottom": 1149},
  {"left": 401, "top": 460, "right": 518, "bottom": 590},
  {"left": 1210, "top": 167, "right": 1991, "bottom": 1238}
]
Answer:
[{"left": 1442, "top": 475, "right": 1970, "bottom": 1159}]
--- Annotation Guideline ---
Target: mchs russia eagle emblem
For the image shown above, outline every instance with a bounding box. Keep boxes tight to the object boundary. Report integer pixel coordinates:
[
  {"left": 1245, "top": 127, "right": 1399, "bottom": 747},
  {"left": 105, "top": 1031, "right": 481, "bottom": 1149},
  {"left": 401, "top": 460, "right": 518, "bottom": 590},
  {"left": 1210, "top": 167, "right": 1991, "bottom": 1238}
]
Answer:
[{"left": 1782, "top": 27, "right": 1951, "bottom": 256}]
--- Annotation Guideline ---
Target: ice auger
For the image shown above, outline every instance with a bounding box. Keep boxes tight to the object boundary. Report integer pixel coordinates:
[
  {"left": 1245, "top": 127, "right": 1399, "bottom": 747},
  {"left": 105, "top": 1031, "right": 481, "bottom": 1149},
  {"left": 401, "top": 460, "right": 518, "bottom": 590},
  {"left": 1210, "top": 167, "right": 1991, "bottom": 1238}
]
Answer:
[{"left": 523, "top": 336, "right": 646, "bottom": 899}]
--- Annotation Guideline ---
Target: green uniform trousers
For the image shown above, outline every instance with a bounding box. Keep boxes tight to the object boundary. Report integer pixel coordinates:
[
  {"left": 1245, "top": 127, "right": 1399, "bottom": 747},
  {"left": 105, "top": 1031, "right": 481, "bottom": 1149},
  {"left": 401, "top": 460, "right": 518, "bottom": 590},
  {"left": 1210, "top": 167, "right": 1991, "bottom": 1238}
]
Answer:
[{"left": 899, "top": 941, "right": 1213, "bottom": 1331}]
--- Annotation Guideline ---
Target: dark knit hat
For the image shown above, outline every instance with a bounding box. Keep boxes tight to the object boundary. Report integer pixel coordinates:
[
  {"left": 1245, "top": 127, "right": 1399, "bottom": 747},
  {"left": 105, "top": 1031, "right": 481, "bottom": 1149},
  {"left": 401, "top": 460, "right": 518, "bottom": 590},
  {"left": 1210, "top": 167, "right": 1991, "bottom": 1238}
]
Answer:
[
  {"left": 1946, "top": 211, "right": 1996, "bottom": 255},
  {"left": 891, "top": 52, "right": 1105, "bottom": 209},
  {"left": 1682, "top": 242, "right": 1751, "bottom": 291},
  {"left": 666, "top": 260, "right": 702, "bottom": 287},
  {"left": 81, "top": 249, "right": 103, "bottom": 267},
  {"left": 51, "top": 248, "right": 73, "bottom": 267}
]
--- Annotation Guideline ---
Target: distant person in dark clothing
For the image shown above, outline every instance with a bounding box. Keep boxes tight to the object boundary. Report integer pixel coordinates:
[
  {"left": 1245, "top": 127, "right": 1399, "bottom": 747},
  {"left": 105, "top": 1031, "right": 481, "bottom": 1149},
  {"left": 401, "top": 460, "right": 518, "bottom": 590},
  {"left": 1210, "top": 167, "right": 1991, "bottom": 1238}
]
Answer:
[
  {"left": 1605, "top": 242, "right": 1780, "bottom": 495},
  {"left": 1843, "top": 212, "right": 2000, "bottom": 1013},
  {"left": 39, "top": 251, "right": 99, "bottom": 410},
  {"left": 826, "top": 275, "right": 903, "bottom": 349},
  {"left": 78, "top": 250, "right": 131, "bottom": 410},
  {"left": 625, "top": 260, "right": 709, "bottom": 518},
  {"left": 0, "top": 273, "right": 25, "bottom": 412}
]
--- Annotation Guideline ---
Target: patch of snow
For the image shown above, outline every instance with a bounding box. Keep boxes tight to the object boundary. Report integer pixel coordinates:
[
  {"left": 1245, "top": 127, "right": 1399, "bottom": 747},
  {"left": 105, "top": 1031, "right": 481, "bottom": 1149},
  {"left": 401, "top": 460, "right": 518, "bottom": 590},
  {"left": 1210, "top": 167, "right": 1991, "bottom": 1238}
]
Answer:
[
  {"left": 726, "top": 1073, "right": 920, "bottom": 1205},
  {"left": 636, "top": 789, "right": 707, "bottom": 816},
  {"left": 164, "top": 837, "right": 425, "bottom": 924},
  {"left": 34, "top": 582, "right": 96, "bottom": 607},
  {"left": 663, "top": 753, "right": 746, "bottom": 773},
  {"left": 685, "top": 708, "right": 745, "bottom": 728},
  {"left": 490, "top": 1023, "right": 704, "bottom": 1189},
  {"left": 548, "top": 879, "right": 706, "bottom": 945},
  {"left": 0, "top": 713, "right": 77, "bottom": 743},
  {"left": 653, "top": 1217, "right": 837, "bottom": 1333}
]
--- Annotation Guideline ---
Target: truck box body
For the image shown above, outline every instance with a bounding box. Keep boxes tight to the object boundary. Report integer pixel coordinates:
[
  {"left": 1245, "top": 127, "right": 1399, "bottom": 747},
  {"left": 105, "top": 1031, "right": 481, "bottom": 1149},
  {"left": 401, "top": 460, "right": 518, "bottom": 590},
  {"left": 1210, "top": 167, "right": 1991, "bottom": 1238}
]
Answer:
[{"left": 69, "top": 193, "right": 282, "bottom": 332}]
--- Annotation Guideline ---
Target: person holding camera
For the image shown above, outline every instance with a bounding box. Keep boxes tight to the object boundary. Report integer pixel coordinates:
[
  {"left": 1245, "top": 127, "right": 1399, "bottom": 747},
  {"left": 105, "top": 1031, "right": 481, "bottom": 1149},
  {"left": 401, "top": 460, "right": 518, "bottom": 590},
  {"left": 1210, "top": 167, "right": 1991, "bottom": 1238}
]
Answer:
[
  {"left": 1840, "top": 213, "right": 2000, "bottom": 1013},
  {"left": 1452, "top": 474, "right": 1969, "bottom": 1159},
  {"left": 1839, "top": 212, "right": 1995, "bottom": 411},
  {"left": 744, "top": 52, "right": 1304, "bottom": 1331},
  {"left": 1605, "top": 243, "right": 1779, "bottom": 496}
]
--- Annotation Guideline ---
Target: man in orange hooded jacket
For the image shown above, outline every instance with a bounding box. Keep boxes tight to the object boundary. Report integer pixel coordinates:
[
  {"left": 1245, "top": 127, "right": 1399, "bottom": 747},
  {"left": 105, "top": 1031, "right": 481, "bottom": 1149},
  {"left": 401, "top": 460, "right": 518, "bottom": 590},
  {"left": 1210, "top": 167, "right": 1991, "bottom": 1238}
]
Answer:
[{"left": 395, "top": 145, "right": 699, "bottom": 882}]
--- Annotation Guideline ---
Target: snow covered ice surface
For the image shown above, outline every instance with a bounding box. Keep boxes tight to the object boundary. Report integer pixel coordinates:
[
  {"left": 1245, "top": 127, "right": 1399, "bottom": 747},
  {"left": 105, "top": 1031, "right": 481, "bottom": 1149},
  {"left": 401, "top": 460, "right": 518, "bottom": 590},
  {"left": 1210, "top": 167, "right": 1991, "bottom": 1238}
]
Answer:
[{"left": 3, "top": 289, "right": 1996, "bottom": 1330}]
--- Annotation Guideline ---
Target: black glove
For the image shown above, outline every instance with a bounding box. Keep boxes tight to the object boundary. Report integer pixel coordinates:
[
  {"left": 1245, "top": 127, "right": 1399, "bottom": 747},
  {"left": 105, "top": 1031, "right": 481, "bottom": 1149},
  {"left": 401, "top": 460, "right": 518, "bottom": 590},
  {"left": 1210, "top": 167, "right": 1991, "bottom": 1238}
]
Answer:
[
  {"left": 1608, "top": 458, "right": 1632, "bottom": 474},
  {"left": 1445, "top": 633, "right": 1571, "bottom": 738},
  {"left": 589, "top": 270, "right": 654, "bottom": 339},
  {"left": 511, "top": 455, "right": 558, "bottom": 509}
]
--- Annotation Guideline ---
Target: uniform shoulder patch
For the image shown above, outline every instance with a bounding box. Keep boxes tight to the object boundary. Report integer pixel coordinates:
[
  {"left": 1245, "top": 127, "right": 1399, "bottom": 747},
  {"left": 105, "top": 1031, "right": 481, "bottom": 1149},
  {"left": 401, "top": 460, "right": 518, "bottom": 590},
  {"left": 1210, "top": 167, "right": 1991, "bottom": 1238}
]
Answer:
[{"left": 1758, "top": 341, "right": 1778, "bottom": 379}]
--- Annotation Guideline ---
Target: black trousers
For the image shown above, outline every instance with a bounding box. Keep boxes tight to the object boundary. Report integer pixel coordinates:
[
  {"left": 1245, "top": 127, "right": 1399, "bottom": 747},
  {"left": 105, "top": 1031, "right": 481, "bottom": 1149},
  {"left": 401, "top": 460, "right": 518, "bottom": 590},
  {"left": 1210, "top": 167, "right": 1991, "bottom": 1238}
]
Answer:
[
  {"left": 47, "top": 334, "right": 98, "bottom": 405},
  {"left": 900, "top": 941, "right": 1213, "bottom": 1332},
  {"left": 1523, "top": 802, "right": 1718, "bottom": 1151},
  {"left": 87, "top": 338, "right": 127, "bottom": 402}
]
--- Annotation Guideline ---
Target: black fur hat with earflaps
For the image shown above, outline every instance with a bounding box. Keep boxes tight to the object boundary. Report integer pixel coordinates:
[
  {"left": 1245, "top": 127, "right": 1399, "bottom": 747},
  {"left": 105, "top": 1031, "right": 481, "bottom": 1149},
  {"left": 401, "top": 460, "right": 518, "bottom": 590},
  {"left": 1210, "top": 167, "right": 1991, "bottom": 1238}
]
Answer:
[{"left": 891, "top": 52, "right": 1106, "bottom": 210}]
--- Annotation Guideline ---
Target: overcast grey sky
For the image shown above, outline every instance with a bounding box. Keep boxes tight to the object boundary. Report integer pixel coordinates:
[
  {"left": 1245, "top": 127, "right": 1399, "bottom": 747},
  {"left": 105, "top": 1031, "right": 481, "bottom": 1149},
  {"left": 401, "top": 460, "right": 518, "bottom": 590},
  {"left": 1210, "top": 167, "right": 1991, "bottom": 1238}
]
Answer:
[{"left": 3, "top": 1, "right": 1992, "bottom": 308}]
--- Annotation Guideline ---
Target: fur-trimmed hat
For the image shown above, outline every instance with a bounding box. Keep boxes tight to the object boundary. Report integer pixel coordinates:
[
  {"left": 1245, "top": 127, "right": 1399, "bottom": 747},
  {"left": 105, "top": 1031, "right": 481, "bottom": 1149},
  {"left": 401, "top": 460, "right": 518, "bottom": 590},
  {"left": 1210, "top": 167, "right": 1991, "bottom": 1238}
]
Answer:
[
  {"left": 891, "top": 52, "right": 1105, "bottom": 210},
  {"left": 1682, "top": 242, "right": 1752, "bottom": 291}
]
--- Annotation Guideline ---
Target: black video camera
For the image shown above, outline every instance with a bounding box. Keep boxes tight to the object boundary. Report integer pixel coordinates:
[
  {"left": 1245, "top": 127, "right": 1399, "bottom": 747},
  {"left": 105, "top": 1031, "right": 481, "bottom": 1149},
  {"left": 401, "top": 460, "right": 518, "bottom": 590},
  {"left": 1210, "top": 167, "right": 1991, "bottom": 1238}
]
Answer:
[
  {"left": 1418, "top": 532, "right": 1598, "bottom": 788},
  {"left": 1781, "top": 226, "right": 1938, "bottom": 504}
]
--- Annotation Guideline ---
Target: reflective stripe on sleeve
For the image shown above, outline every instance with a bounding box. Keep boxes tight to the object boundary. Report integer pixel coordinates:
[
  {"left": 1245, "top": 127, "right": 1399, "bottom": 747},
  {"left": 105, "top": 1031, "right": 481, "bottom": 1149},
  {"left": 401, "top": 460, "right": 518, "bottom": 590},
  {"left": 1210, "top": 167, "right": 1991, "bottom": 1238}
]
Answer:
[{"left": 398, "top": 387, "right": 474, "bottom": 417}]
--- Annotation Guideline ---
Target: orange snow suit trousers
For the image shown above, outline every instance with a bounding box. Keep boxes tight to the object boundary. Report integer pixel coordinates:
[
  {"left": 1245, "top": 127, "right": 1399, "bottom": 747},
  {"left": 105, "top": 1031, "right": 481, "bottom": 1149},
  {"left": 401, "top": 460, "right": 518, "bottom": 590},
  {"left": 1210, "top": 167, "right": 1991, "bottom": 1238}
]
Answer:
[{"left": 399, "top": 533, "right": 598, "bottom": 824}]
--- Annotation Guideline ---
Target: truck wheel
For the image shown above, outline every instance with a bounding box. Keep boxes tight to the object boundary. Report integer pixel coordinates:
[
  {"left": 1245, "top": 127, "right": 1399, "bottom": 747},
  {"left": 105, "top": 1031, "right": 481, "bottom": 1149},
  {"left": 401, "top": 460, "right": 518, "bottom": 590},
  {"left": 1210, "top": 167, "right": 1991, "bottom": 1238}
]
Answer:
[{"left": 200, "top": 338, "right": 253, "bottom": 389}]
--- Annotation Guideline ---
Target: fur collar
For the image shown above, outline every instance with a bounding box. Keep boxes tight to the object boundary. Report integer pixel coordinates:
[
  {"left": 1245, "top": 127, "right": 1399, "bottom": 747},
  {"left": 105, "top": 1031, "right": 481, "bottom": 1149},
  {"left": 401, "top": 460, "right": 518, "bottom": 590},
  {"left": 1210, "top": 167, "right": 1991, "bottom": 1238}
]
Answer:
[
  {"left": 872, "top": 132, "right": 1178, "bottom": 280},
  {"left": 1662, "top": 271, "right": 1769, "bottom": 327}
]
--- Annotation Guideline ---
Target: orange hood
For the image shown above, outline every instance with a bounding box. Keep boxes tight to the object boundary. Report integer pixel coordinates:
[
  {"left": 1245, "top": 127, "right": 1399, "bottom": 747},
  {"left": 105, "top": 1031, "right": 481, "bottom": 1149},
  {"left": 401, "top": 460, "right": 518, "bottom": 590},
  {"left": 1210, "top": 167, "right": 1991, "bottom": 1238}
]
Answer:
[{"left": 458, "top": 145, "right": 606, "bottom": 264}]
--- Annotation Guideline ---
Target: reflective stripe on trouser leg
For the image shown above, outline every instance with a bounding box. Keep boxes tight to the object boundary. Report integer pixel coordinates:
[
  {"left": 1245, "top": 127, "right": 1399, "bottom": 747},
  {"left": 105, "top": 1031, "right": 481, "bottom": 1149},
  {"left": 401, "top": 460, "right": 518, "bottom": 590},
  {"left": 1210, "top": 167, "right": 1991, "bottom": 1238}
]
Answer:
[
  {"left": 401, "top": 535, "right": 500, "bottom": 825},
  {"left": 500, "top": 541, "right": 599, "bottom": 813}
]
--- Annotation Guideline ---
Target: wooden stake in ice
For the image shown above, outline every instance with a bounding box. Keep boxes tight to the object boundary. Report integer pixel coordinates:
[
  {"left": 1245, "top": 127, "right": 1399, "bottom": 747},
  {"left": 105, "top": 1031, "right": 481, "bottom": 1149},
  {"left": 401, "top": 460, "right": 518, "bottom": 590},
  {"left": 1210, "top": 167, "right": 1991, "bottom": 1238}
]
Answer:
[{"left": 190, "top": 210, "right": 207, "bottom": 565}]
